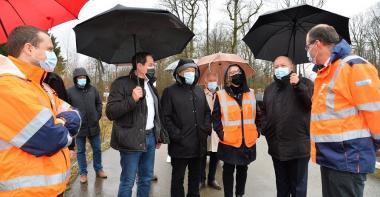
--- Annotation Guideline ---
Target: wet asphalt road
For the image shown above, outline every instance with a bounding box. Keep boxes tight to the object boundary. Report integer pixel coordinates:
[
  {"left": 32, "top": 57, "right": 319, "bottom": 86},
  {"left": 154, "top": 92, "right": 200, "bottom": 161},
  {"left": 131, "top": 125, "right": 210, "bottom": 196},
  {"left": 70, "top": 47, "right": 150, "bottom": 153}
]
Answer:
[{"left": 64, "top": 138, "right": 380, "bottom": 197}]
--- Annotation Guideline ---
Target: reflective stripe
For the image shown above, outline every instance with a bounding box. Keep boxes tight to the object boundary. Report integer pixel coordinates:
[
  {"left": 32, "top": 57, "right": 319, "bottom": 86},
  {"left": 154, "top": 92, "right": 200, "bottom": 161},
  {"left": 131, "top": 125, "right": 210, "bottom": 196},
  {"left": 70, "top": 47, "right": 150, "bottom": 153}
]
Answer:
[
  {"left": 373, "top": 134, "right": 380, "bottom": 140},
  {"left": 326, "top": 56, "right": 361, "bottom": 110},
  {"left": 57, "top": 102, "right": 71, "bottom": 114},
  {"left": 10, "top": 108, "right": 53, "bottom": 148},
  {"left": 312, "top": 129, "right": 371, "bottom": 142},
  {"left": 0, "top": 139, "right": 12, "bottom": 151},
  {"left": 218, "top": 90, "right": 230, "bottom": 125},
  {"left": 355, "top": 79, "right": 372, "bottom": 87},
  {"left": 311, "top": 107, "right": 358, "bottom": 121},
  {"left": 0, "top": 55, "right": 26, "bottom": 79},
  {"left": 218, "top": 90, "right": 256, "bottom": 127},
  {"left": 357, "top": 102, "right": 380, "bottom": 112},
  {"left": 0, "top": 170, "right": 70, "bottom": 191},
  {"left": 223, "top": 119, "right": 255, "bottom": 126},
  {"left": 313, "top": 56, "right": 363, "bottom": 122}
]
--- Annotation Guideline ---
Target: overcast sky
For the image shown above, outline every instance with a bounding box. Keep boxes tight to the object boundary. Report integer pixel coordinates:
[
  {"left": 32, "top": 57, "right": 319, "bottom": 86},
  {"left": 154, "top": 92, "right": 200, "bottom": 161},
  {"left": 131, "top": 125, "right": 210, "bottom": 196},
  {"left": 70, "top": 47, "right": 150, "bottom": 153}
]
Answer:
[{"left": 50, "top": 0, "right": 380, "bottom": 59}]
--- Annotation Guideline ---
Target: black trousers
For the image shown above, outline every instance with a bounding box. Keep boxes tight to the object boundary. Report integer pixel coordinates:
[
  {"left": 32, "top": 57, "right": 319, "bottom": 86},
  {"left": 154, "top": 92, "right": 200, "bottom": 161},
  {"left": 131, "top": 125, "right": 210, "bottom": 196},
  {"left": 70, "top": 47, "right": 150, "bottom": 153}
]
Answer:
[
  {"left": 272, "top": 157, "right": 309, "bottom": 197},
  {"left": 171, "top": 157, "right": 201, "bottom": 197},
  {"left": 200, "top": 152, "right": 219, "bottom": 183},
  {"left": 321, "top": 166, "right": 367, "bottom": 197},
  {"left": 223, "top": 163, "right": 248, "bottom": 197}
]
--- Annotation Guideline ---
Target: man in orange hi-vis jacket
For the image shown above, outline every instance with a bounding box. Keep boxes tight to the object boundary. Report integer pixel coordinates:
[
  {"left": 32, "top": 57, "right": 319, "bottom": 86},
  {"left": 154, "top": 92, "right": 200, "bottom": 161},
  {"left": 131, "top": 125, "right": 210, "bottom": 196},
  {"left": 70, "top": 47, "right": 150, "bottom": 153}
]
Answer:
[
  {"left": 0, "top": 26, "right": 81, "bottom": 197},
  {"left": 306, "top": 24, "right": 380, "bottom": 197}
]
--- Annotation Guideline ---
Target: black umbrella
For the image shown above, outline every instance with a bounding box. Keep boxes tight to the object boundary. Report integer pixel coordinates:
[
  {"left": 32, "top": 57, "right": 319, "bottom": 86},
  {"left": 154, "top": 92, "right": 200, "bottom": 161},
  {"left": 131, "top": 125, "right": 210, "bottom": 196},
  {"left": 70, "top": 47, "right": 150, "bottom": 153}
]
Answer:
[
  {"left": 243, "top": 4, "right": 351, "bottom": 64},
  {"left": 73, "top": 5, "right": 194, "bottom": 64}
]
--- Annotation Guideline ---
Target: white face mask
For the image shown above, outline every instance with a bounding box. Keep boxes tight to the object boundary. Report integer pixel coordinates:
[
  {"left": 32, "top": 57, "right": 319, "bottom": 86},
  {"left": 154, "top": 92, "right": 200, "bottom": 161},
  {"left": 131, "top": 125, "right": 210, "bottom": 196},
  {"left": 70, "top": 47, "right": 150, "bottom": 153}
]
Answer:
[{"left": 307, "top": 44, "right": 318, "bottom": 64}]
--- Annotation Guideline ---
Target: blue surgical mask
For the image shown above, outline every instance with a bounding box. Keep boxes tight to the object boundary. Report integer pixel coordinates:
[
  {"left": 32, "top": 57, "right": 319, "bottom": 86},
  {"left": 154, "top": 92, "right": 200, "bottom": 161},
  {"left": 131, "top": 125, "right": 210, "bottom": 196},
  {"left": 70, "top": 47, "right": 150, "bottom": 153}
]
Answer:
[
  {"left": 184, "top": 72, "right": 195, "bottom": 85},
  {"left": 274, "top": 67, "right": 290, "bottom": 79},
  {"left": 207, "top": 82, "right": 218, "bottom": 91},
  {"left": 40, "top": 51, "right": 58, "bottom": 72},
  {"left": 77, "top": 78, "right": 87, "bottom": 87}
]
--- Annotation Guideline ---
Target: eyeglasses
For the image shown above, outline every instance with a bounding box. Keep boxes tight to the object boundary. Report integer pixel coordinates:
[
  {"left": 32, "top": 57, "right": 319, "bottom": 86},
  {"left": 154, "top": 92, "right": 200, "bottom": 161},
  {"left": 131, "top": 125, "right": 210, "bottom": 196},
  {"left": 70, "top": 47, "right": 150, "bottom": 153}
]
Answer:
[
  {"left": 229, "top": 70, "right": 242, "bottom": 76},
  {"left": 305, "top": 40, "right": 317, "bottom": 51}
]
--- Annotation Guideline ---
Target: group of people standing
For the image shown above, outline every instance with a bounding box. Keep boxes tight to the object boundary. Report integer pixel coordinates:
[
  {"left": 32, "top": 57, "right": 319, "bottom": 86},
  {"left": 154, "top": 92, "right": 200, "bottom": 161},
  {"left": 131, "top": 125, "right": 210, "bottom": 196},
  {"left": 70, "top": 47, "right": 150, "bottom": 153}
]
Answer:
[{"left": 0, "top": 23, "right": 379, "bottom": 197}]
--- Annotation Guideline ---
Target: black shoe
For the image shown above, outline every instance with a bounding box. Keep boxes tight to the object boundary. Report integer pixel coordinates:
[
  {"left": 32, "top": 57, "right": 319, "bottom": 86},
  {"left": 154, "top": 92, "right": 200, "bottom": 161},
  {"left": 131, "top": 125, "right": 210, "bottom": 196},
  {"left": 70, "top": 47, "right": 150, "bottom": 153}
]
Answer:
[
  {"left": 199, "top": 181, "right": 206, "bottom": 189},
  {"left": 152, "top": 175, "right": 158, "bottom": 182},
  {"left": 236, "top": 195, "right": 243, "bottom": 197},
  {"left": 208, "top": 180, "right": 222, "bottom": 190}
]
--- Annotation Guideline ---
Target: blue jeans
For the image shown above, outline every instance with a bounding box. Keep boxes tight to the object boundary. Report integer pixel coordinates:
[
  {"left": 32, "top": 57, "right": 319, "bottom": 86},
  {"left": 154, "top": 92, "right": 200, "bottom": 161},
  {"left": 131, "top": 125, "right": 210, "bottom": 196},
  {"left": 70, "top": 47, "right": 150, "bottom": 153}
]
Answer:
[
  {"left": 118, "top": 132, "right": 156, "bottom": 197},
  {"left": 76, "top": 134, "right": 103, "bottom": 175}
]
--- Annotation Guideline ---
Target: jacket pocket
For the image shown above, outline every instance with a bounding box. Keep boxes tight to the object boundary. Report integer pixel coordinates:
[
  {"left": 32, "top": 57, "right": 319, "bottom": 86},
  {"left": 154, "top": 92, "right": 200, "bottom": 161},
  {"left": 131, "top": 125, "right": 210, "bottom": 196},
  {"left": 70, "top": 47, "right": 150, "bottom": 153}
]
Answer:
[{"left": 117, "top": 126, "right": 144, "bottom": 150}]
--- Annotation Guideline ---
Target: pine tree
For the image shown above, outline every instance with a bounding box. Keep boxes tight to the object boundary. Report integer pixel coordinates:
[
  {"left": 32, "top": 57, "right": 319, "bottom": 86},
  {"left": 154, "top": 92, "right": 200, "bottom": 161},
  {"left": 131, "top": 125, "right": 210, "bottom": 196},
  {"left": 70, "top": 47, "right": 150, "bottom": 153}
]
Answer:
[
  {"left": 0, "top": 44, "right": 7, "bottom": 56},
  {"left": 50, "top": 35, "right": 66, "bottom": 75}
]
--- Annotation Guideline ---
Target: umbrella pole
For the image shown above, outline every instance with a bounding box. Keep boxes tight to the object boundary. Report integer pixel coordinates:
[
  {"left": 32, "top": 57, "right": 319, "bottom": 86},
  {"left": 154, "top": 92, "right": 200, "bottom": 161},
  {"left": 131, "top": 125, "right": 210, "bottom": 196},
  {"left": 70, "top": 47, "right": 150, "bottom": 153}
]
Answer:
[
  {"left": 292, "top": 27, "right": 298, "bottom": 74},
  {"left": 133, "top": 34, "right": 140, "bottom": 87},
  {"left": 0, "top": 19, "right": 8, "bottom": 38}
]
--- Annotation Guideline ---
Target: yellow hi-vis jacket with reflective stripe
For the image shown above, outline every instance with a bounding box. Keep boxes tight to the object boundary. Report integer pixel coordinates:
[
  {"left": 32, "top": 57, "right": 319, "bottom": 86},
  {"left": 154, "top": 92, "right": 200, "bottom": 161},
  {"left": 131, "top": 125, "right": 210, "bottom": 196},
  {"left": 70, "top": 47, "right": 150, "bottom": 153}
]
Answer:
[
  {"left": 0, "top": 56, "right": 74, "bottom": 196},
  {"left": 217, "top": 89, "right": 258, "bottom": 148},
  {"left": 311, "top": 55, "right": 380, "bottom": 173}
]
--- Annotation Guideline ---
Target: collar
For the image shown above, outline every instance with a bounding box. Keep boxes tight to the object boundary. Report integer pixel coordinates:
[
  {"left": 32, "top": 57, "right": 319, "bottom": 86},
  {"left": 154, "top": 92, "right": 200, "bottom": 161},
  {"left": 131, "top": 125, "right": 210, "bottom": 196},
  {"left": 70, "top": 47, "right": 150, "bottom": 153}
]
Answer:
[
  {"left": 8, "top": 56, "right": 46, "bottom": 83},
  {"left": 324, "top": 57, "right": 331, "bottom": 67},
  {"left": 204, "top": 88, "right": 216, "bottom": 96}
]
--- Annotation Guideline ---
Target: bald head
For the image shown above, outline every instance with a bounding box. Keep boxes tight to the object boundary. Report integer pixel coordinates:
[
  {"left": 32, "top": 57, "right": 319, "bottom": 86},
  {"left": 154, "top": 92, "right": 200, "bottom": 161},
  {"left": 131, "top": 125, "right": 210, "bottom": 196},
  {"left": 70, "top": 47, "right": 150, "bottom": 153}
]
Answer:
[
  {"left": 273, "top": 56, "right": 294, "bottom": 71},
  {"left": 206, "top": 72, "right": 218, "bottom": 82}
]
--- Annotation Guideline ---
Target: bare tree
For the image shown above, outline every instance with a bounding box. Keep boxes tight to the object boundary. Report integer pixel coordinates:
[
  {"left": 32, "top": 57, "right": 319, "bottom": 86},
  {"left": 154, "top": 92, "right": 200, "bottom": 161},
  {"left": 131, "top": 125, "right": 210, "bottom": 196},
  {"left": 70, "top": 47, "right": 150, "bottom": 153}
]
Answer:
[
  {"left": 203, "top": 0, "right": 211, "bottom": 55},
  {"left": 226, "top": 0, "right": 263, "bottom": 53},
  {"left": 161, "top": 0, "right": 200, "bottom": 57},
  {"left": 280, "top": 0, "right": 325, "bottom": 8}
]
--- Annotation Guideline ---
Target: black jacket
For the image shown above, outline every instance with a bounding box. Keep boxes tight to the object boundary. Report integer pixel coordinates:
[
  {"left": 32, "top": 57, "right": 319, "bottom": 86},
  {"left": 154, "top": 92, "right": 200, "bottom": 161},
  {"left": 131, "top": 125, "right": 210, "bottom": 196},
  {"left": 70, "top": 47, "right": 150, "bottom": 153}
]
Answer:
[
  {"left": 212, "top": 64, "right": 259, "bottom": 165},
  {"left": 44, "top": 72, "right": 76, "bottom": 150},
  {"left": 106, "top": 71, "right": 169, "bottom": 152},
  {"left": 260, "top": 74, "right": 313, "bottom": 161},
  {"left": 67, "top": 68, "right": 102, "bottom": 138},
  {"left": 161, "top": 64, "right": 212, "bottom": 158}
]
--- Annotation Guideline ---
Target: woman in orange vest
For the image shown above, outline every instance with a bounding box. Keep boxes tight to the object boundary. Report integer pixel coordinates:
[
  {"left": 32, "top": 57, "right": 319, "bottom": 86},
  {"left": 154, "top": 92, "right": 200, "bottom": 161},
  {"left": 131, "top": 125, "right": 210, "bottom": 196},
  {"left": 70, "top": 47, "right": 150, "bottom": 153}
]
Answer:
[{"left": 212, "top": 64, "right": 260, "bottom": 197}]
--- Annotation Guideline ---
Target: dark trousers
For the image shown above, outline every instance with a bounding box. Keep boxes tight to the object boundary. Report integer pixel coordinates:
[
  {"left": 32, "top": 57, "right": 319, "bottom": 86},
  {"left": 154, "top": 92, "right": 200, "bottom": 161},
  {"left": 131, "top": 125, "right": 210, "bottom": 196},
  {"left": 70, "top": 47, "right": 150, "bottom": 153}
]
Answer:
[
  {"left": 223, "top": 163, "right": 248, "bottom": 197},
  {"left": 200, "top": 152, "right": 219, "bottom": 183},
  {"left": 272, "top": 157, "right": 309, "bottom": 197},
  {"left": 321, "top": 166, "right": 367, "bottom": 197},
  {"left": 171, "top": 157, "right": 201, "bottom": 197}
]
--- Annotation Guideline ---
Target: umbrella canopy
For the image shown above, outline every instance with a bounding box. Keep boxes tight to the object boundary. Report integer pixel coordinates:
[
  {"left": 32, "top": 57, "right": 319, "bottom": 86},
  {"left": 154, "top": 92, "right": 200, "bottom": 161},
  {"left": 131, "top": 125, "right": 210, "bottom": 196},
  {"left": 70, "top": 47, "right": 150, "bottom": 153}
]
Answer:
[
  {"left": 197, "top": 52, "right": 254, "bottom": 86},
  {"left": 243, "top": 4, "right": 351, "bottom": 64},
  {"left": 165, "top": 59, "right": 198, "bottom": 72},
  {"left": 74, "top": 5, "right": 194, "bottom": 64},
  {"left": 0, "top": 0, "right": 88, "bottom": 44}
]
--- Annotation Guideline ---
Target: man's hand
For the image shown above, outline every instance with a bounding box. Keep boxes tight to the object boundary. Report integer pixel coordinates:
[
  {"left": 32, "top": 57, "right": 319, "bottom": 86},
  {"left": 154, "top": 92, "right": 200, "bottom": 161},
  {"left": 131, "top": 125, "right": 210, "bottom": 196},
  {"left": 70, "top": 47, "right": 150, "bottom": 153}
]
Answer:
[
  {"left": 132, "top": 86, "right": 143, "bottom": 102},
  {"left": 70, "top": 150, "right": 76, "bottom": 159},
  {"left": 290, "top": 73, "right": 300, "bottom": 85},
  {"left": 376, "top": 149, "right": 380, "bottom": 157},
  {"left": 156, "top": 143, "right": 162, "bottom": 149},
  {"left": 56, "top": 118, "right": 66, "bottom": 125}
]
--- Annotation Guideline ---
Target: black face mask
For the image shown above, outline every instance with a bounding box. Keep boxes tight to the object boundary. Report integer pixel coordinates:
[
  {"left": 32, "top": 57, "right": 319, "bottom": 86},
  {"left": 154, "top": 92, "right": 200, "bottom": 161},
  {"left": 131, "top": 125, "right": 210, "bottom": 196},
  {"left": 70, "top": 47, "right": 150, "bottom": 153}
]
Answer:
[
  {"left": 146, "top": 68, "right": 156, "bottom": 81},
  {"left": 231, "top": 73, "right": 244, "bottom": 86}
]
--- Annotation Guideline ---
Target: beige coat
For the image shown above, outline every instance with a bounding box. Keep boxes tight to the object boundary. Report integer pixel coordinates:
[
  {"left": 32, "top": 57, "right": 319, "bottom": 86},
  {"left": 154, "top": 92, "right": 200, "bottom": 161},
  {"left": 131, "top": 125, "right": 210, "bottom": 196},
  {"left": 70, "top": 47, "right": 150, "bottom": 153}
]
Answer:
[{"left": 204, "top": 89, "right": 219, "bottom": 152}]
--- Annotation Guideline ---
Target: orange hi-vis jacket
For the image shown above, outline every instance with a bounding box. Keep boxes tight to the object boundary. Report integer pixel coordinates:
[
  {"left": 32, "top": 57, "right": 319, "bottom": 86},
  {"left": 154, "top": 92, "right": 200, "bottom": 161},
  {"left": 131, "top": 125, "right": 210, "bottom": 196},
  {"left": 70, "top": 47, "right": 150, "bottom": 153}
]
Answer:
[
  {"left": 0, "top": 55, "right": 81, "bottom": 196},
  {"left": 311, "top": 54, "right": 380, "bottom": 173},
  {"left": 217, "top": 89, "right": 258, "bottom": 148}
]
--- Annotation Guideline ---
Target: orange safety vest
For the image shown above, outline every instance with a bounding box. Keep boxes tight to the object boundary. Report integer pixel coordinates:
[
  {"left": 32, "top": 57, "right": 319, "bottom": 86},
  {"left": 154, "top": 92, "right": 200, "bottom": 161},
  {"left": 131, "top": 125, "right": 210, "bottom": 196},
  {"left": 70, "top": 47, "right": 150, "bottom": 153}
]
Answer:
[
  {"left": 217, "top": 89, "right": 258, "bottom": 148},
  {"left": 0, "top": 56, "right": 71, "bottom": 196},
  {"left": 311, "top": 55, "right": 380, "bottom": 173}
]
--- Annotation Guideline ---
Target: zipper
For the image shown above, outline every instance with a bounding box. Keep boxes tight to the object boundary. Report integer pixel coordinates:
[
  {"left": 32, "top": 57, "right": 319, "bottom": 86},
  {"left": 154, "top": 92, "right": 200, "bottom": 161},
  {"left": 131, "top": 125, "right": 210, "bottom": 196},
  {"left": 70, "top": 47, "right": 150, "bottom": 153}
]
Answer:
[
  {"left": 61, "top": 150, "right": 69, "bottom": 170},
  {"left": 240, "top": 104, "right": 244, "bottom": 143}
]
